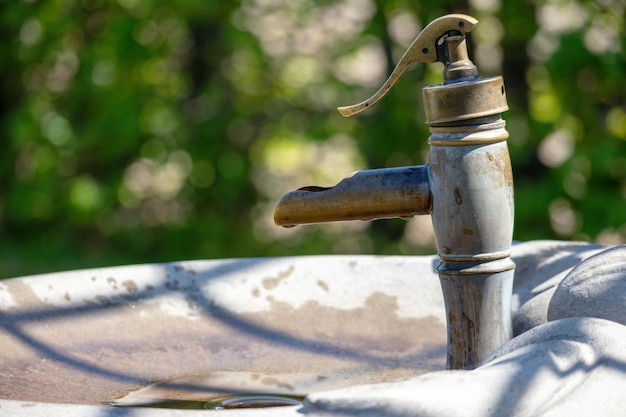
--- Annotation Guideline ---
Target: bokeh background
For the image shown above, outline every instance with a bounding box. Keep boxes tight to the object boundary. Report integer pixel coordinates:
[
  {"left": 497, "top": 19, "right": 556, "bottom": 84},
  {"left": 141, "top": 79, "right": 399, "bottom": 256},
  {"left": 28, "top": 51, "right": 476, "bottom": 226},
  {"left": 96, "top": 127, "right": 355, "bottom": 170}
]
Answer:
[{"left": 1, "top": 0, "right": 624, "bottom": 279}]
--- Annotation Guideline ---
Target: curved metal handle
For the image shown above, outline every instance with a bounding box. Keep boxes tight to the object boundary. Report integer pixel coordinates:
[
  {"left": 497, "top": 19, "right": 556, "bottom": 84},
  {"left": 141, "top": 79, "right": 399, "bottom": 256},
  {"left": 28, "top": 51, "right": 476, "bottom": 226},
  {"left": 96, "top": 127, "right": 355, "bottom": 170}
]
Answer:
[{"left": 337, "top": 14, "right": 478, "bottom": 117}]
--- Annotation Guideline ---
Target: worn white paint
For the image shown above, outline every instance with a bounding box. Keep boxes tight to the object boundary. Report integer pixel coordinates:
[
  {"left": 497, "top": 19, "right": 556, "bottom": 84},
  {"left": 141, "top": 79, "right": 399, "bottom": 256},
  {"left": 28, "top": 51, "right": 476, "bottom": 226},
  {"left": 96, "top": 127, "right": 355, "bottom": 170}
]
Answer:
[{"left": 1, "top": 241, "right": 624, "bottom": 417}]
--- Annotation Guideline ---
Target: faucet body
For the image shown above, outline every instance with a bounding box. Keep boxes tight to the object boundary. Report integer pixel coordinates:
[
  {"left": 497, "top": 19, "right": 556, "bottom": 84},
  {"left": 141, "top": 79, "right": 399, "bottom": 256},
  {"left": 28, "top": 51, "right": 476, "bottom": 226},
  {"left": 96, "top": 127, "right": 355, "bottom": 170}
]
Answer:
[
  {"left": 274, "top": 15, "right": 515, "bottom": 369},
  {"left": 428, "top": 116, "right": 514, "bottom": 369}
]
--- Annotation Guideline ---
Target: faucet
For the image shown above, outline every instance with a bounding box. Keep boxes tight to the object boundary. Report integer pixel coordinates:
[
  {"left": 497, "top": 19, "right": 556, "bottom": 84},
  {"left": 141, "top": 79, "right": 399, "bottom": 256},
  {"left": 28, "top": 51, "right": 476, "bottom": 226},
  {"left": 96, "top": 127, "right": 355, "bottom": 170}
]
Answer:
[{"left": 273, "top": 14, "right": 514, "bottom": 370}]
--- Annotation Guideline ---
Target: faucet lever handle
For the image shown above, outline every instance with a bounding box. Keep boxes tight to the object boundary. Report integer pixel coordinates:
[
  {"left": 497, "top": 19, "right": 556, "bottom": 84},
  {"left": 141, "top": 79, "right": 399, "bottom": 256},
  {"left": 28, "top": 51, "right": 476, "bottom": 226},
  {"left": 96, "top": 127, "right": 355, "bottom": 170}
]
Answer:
[{"left": 337, "top": 14, "right": 478, "bottom": 117}]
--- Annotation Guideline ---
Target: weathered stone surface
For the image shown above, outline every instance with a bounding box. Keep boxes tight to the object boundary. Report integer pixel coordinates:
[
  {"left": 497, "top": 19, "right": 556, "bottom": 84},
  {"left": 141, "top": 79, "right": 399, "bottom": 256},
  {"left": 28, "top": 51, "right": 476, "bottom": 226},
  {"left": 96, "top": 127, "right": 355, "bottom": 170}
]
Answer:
[
  {"left": 548, "top": 245, "right": 626, "bottom": 325},
  {"left": 0, "top": 240, "right": 623, "bottom": 416},
  {"left": 512, "top": 288, "right": 556, "bottom": 335},
  {"left": 510, "top": 240, "right": 605, "bottom": 335},
  {"left": 0, "top": 255, "right": 445, "bottom": 416},
  {"left": 306, "top": 317, "right": 626, "bottom": 417}
]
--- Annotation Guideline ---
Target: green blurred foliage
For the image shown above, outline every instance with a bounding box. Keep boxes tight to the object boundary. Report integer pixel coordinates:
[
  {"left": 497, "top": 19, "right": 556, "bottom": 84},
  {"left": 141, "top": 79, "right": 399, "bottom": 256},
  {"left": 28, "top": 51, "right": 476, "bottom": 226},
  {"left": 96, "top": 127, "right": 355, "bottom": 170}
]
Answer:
[{"left": 0, "top": 0, "right": 624, "bottom": 278}]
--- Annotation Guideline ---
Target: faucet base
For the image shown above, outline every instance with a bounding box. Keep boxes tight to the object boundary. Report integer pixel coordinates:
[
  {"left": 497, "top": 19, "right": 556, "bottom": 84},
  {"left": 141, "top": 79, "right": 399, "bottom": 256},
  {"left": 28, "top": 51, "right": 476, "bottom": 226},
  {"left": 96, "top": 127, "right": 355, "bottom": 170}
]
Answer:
[{"left": 438, "top": 257, "right": 515, "bottom": 369}]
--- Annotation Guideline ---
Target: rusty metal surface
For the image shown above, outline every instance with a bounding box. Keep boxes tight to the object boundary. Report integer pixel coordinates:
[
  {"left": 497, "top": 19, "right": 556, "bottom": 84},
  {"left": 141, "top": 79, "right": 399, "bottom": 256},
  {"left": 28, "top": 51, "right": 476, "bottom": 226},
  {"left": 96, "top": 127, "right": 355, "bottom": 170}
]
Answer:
[
  {"left": 438, "top": 259, "right": 515, "bottom": 369},
  {"left": 441, "top": 33, "right": 478, "bottom": 83},
  {"left": 422, "top": 77, "right": 509, "bottom": 124},
  {"left": 427, "top": 113, "right": 515, "bottom": 369},
  {"left": 428, "top": 121, "right": 514, "bottom": 262},
  {"left": 274, "top": 166, "right": 431, "bottom": 227}
]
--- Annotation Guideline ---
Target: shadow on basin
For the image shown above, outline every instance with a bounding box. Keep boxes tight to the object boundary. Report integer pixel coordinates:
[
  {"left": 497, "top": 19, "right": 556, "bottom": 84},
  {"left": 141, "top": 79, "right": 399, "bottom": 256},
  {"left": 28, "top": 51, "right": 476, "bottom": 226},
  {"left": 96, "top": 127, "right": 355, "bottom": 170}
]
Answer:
[{"left": 0, "top": 257, "right": 447, "bottom": 406}]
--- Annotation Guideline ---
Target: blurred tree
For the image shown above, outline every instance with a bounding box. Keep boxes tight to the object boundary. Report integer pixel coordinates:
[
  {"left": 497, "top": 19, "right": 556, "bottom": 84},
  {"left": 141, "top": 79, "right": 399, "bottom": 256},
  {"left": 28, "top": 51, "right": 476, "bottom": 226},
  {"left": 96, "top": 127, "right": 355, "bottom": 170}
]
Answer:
[{"left": 0, "top": 0, "right": 624, "bottom": 279}]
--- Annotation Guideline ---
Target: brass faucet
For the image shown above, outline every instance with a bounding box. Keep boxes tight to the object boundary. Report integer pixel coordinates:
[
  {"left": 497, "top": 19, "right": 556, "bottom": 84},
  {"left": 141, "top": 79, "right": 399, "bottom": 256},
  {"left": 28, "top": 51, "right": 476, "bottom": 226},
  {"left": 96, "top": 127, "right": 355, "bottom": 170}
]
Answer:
[{"left": 274, "top": 14, "right": 514, "bottom": 370}]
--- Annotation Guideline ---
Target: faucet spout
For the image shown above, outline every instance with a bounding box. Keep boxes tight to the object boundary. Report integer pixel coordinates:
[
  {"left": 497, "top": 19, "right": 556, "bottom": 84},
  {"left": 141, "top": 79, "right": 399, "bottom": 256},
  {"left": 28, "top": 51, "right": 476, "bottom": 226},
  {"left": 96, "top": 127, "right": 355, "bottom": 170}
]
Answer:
[{"left": 274, "top": 166, "right": 431, "bottom": 227}]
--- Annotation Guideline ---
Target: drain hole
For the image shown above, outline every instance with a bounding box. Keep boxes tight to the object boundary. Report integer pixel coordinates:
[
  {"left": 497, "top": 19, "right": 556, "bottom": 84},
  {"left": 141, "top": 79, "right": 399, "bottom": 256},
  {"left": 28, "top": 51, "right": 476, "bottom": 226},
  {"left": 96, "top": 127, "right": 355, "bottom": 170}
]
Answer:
[
  {"left": 206, "top": 395, "right": 304, "bottom": 410},
  {"left": 107, "top": 394, "right": 304, "bottom": 410}
]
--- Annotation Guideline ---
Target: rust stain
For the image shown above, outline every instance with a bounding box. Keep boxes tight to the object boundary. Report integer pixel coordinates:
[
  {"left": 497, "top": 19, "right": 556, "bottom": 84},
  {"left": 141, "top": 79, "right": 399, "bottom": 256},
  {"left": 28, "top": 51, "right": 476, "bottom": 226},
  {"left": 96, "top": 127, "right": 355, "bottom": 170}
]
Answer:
[{"left": 453, "top": 187, "right": 462, "bottom": 205}]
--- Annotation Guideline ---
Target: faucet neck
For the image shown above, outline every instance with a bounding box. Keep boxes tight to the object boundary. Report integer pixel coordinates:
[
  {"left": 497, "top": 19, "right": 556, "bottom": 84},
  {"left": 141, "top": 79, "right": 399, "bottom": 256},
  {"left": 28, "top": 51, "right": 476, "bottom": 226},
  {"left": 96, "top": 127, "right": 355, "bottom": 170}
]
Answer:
[{"left": 442, "top": 33, "right": 478, "bottom": 84}]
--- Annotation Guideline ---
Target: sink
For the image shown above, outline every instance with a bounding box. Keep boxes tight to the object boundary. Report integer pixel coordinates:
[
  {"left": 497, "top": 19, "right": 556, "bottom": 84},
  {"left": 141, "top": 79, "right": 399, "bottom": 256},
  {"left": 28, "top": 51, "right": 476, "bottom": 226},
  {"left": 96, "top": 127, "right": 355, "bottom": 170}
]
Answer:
[
  {"left": 0, "top": 255, "right": 446, "bottom": 416},
  {"left": 1, "top": 240, "right": 624, "bottom": 416}
]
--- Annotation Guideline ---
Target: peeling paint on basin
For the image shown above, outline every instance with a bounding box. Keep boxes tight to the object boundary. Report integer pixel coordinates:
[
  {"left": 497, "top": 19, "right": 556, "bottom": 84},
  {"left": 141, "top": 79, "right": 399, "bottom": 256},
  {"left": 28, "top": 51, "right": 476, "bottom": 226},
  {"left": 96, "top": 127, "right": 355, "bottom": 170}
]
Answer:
[
  {"left": 0, "top": 241, "right": 611, "bottom": 416},
  {"left": 0, "top": 255, "right": 447, "bottom": 416}
]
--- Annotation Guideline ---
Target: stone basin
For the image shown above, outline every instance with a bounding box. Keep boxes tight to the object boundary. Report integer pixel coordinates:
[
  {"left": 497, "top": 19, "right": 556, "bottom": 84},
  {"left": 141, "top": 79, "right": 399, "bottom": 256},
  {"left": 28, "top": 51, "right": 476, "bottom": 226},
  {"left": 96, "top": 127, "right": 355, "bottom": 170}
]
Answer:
[
  {"left": 1, "top": 240, "right": 625, "bottom": 416},
  {"left": 0, "top": 254, "right": 447, "bottom": 416}
]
